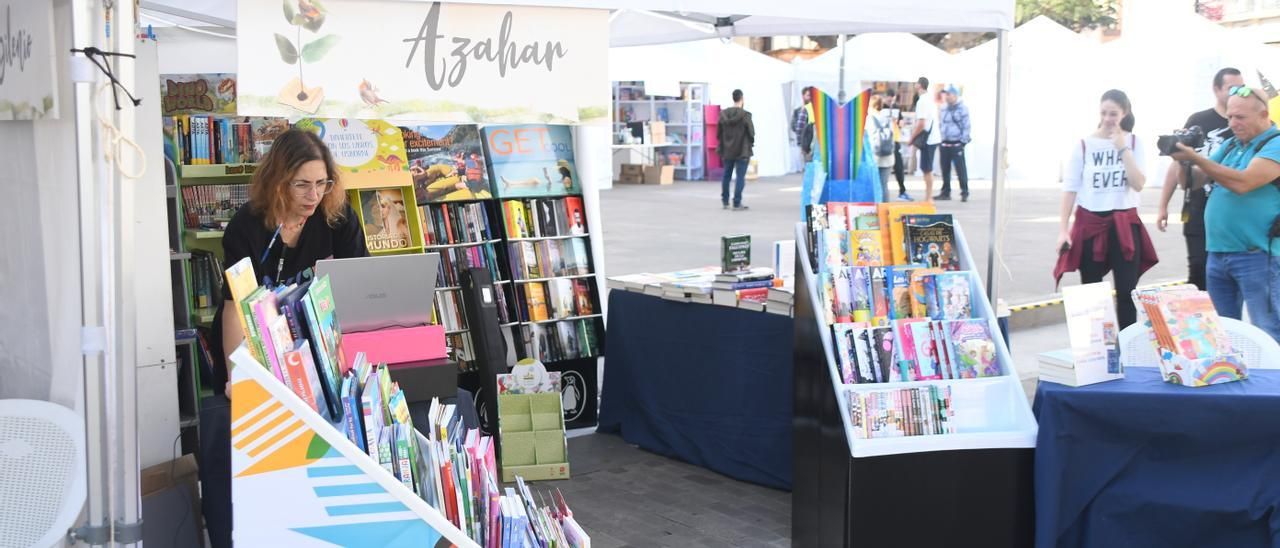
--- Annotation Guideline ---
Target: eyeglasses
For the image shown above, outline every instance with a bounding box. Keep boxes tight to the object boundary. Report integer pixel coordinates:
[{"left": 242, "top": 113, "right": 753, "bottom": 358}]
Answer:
[
  {"left": 290, "top": 178, "right": 334, "bottom": 196},
  {"left": 1229, "top": 85, "right": 1268, "bottom": 105}
]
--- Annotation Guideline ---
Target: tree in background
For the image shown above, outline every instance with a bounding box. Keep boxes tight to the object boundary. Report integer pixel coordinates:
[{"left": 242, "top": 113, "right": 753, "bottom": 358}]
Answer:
[{"left": 1015, "top": 0, "right": 1119, "bottom": 31}]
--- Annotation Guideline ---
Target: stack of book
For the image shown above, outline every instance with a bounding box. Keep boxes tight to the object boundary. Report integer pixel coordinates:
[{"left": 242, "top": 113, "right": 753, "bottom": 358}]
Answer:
[
  {"left": 765, "top": 286, "right": 794, "bottom": 317},
  {"left": 712, "top": 267, "right": 776, "bottom": 309},
  {"left": 846, "top": 385, "right": 956, "bottom": 439},
  {"left": 605, "top": 272, "right": 668, "bottom": 294},
  {"left": 1036, "top": 348, "right": 1077, "bottom": 386}
]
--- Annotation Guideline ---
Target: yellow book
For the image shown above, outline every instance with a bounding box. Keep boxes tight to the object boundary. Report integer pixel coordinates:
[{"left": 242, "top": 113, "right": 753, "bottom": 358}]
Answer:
[
  {"left": 849, "top": 230, "right": 884, "bottom": 266},
  {"left": 526, "top": 283, "right": 549, "bottom": 322},
  {"left": 224, "top": 256, "right": 259, "bottom": 344}
]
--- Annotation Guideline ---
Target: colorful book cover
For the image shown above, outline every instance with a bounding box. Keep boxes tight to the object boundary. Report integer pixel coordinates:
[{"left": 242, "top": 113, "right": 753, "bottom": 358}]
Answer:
[
  {"left": 571, "top": 279, "right": 594, "bottom": 316},
  {"left": 563, "top": 197, "right": 587, "bottom": 235},
  {"left": 902, "top": 214, "right": 960, "bottom": 271},
  {"left": 282, "top": 342, "right": 319, "bottom": 412},
  {"left": 850, "top": 229, "right": 884, "bottom": 267},
  {"left": 855, "top": 328, "right": 879, "bottom": 383},
  {"left": 833, "top": 323, "right": 860, "bottom": 384},
  {"left": 266, "top": 314, "right": 296, "bottom": 386},
  {"left": 935, "top": 272, "right": 972, "bottom": 320},
  {"left": 908, "top": 320, "right": 942, "bottom": 380},
  {"left": 483, "top": 124, "right": 581, "bottom": 198},
  {"left": 377, "top": 427, "right": 396, "bottom": 477},
  {"left": 526, "top": 283, "right": 550, "bottom": 322},
  {"left": 878, "top": 202, "right": 937, "bottom": 265},
  {"left": 395, "top": 423, "right": 416, "bottom": 492},
  {"left": 826, "top": 202, "right": 851, "bottom": 230},
  {"left": 947, "top": 319, "right": 1000, "bottom": 379},
  {"left": 931, "top": 321, "right": 955, "bottom": 380},
  {"left": 819, "top": 272, "right": 837, "bottom": 325},
  {"left": 548, "top": 279, "right": 576, "bottom": 319},
  {"left": 160, "top": 73, "right": 238, "bottom": 116},
  {"left": 359, "top": 187, "right": 414, "bottom": 252},
  {"left": 832, "top": 267, "right": 854, "bottom": 323},
  {"left": 819, "top": 229, "right": 852, "bottom": 272},
  {"left": 895, "top": 319, "right": 920, "bottom": 380},
  {"left": 250, "top": 291, "right": 285, "bottom": 381},
  {"left": 909, "top": 268, "right": 943, "bottom": 319},
  {"left": 853, "top": 215, "right": 880, "bottom": 230},
  {"left": 569, "top": 238, "right": 591, "bottom": 275},
  {"left": 305, "top": 274, "right": 348, "bottom": 394},
  {"left": 850, "top": 267, "right": 872, "bottom": 324},
  {"left": 1158, "top": 291, "right": 1231, "bottom": 360},
  {"left": 887, "top": 266, "right": 917, "bottom": 320},
  {"left": 223, "top": 257, "right": 259, "bottom": 353},
  {"left": 721, "top": 234, "right": 752, "bottom": 274},
  {"left": 400, "top": 124, "right": 492, "bottom": 203},
  {"left": 340, "top": 372, "right": 365, "bottom": 451},
  {"left": 869, "top": 266, "right": 891, "bottom": 326},
  {"left": 870, "top": 327, "right": 896, "bottom": 383},
  {"left": 504, "top": 200, "right": 529, "bottom": 238}
]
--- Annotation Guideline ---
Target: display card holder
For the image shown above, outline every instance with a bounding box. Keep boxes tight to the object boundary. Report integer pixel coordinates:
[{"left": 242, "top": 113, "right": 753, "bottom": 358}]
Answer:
[{"left": 228, "top": 345, "right": 477, "bottom": 548}]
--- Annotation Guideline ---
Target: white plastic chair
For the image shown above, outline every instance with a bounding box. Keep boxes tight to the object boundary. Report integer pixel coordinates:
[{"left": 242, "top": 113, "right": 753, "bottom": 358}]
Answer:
[
  {"left": 0, "top": 400, "right": 86, "bottom": 548},
  {"left": 1119, "top": 316, "right": 1280, "bottom": 370}
]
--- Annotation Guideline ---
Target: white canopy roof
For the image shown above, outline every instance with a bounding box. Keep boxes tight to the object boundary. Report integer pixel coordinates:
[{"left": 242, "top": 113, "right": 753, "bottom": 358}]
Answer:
[
  {"left": 792, "top": 33, "right": 957, "bottom": 95},
  {"left": 140, "top": 0, "right": 1015, "bottom": 45}
]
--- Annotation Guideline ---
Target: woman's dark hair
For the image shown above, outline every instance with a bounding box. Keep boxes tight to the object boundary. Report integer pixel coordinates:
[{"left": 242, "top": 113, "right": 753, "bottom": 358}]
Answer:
[
  {"left": 1100, "top": 89, "right": 1136, "bottom": 132},
  {"left": 558, "top": 166, "right": 572, "bottom": 179},
  {"left": 249, "top": 128, "right": 347, "bottom": 229}
]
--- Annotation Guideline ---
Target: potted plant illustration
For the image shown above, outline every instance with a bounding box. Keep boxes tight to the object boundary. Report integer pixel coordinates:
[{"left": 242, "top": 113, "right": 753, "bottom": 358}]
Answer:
[{"left": 275, "top": 0, "right": 340, "bottom": 114}]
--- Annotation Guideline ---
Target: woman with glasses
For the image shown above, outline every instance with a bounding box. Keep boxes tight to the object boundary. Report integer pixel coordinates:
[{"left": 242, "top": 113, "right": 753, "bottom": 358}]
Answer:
[
  {"left": 1053, "top": 89, "right": 1159, "bottom": 329},
  {"left": 202, "top": 129, "right": 367, "bottom": 548}
]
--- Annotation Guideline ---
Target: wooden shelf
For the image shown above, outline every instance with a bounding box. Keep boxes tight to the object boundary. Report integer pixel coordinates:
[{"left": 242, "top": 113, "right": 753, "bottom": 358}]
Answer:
[
  {"left": 507, "top": 233, "right": 590, "bottom": 242},
  {"left": 513, "top": 274, "right": 595, "bottom": 284}
]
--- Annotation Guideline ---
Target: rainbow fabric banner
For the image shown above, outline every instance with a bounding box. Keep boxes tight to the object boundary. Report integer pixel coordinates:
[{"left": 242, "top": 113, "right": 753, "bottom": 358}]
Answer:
[{"left": 811, "top": 88, "right": 871, "bottom": 182}]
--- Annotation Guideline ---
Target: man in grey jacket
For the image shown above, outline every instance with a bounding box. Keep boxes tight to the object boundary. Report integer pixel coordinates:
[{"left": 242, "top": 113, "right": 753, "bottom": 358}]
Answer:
[
  {"left": 936, "top": 84, "right": 971, "bottom": 201},
  {"left": 718, "top": 89, "right": 755, "bottom": 211}
]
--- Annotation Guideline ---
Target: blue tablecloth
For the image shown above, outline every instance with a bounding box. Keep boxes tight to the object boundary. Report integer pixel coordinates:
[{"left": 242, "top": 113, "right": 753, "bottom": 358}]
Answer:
[
  {"left": 598, "top": 290, "right": 794, "bottom": 490},
  {"left": 1034, "top": 367, "right": 1280, "bottom": 548}
]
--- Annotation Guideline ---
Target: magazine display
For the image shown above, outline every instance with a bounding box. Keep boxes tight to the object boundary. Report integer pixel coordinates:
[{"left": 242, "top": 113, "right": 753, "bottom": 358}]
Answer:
[{"left": 402, "top": 124, "right": 494, "bottom": 203}]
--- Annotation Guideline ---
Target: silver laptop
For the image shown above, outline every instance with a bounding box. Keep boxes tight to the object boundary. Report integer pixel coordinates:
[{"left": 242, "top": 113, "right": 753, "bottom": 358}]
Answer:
[{"left": 315, "top": 253, "right": 441, "bottom": 333}]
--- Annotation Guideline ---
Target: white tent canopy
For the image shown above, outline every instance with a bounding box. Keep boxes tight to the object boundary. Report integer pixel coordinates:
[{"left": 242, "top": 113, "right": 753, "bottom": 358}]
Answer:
[
  {"left": 957, "top": 16, "right": 1106, "bottom": 182},
  {"left": 610, "top": 39, "right": 794, "bottom": 177},
  {"left": 792, "top": 33, "right": 958, "bottom": 97}
]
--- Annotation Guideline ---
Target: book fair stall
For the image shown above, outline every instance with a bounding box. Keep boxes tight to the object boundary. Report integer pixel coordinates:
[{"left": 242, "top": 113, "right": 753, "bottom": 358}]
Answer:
[{"left": 3, "top": 0, "right": 1037, "bottom": 546}]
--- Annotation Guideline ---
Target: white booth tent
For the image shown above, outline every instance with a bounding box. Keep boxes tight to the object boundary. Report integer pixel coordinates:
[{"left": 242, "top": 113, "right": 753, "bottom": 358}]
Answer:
[
  {"left": 957, "top": 16, "right": 1106, "bottom": 183},
  {"left": 791, "top": 33, "right": 959, "bottom": 97},
  {"left": 609, "top": 39, "right": 795, "bottom": 177},
  {"left": 4, "top": 0, "right": 1013, "bottom": 544}
]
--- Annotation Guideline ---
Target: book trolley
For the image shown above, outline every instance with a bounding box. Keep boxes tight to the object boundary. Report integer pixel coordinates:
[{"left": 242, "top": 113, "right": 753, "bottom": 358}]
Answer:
[
  {"left": 791, "top": 220, "right": 1037, "bottom": 547},
  {"left": 228, "top": 345, "right": 475, "bottom": 547}
]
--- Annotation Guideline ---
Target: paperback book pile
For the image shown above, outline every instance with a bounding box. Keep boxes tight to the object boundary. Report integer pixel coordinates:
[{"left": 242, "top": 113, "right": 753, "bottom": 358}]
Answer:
[
  {"left": 846, "top": 385, "right": 955, "bottom": 439},
  {"left": 766, "top": 240, "right": 797, "bottom": 317},
  {"left": 712, "top": 267, "right": 777, "bottom": 310},
  {"left": 833, "top": 318, "right": 1001, "bottom": 384},
  {"left": 657, "top": 267, "right": 721, "bottom": 304},
  {"left": 1131, "top": 285, "right": 1248, "bottom": 387},
  {"left": 180, "top": 184, "right": 248, "bottom": 229},
  {"left": 225, "top": 257, "right": 590, "bottom": 547}
]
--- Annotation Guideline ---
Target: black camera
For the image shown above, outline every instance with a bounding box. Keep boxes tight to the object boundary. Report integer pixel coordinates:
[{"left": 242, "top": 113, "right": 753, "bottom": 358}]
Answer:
[{"left": 1157, "top": 125, "right": 1206, "bottom": 156}]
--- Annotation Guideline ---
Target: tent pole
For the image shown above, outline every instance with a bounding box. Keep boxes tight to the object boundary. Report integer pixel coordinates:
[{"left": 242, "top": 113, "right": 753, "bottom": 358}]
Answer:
[
  {"left": 986, "top": 30, "right": 1011, "bottom": 302},
  {"left": 837, "top": 33, "right": 847, "bottom": 102}
]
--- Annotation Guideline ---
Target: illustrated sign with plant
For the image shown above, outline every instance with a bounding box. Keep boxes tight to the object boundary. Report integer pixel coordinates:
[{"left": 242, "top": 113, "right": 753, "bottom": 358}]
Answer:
[{"left": 275, "top": 0, "right": 340, "bottom": 112}]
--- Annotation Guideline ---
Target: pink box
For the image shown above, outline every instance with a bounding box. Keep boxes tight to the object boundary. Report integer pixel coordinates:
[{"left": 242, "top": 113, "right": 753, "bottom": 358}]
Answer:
[{"left": 341, "top": 325, "right": 447, "bottom": 370}]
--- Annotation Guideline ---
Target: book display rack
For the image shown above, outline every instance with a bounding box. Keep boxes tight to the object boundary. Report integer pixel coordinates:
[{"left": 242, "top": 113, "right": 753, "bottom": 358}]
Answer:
[
  {"left": 612, "top": 81, "right": 708, "bottom": 180},
  {"left": 792, "top": 213, "right": 1036, "bottom": 546}
]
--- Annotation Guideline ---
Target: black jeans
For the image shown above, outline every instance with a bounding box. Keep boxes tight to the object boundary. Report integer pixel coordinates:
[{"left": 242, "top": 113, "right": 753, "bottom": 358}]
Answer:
[
  {"left": 198, "top": 395, "right": 232, "bottom": 548},
  {"left": 939, "top": 142, "right": 969, "bottom": 195},
  {"left": 891, "top": 143, "right": 907, "bottom": 193},
  {"left": 1079, "top": 222, "right": 1143, "bottom": 329},
  {"left": 1186, "top": 232, "right": 1207, "bottom": 290}
]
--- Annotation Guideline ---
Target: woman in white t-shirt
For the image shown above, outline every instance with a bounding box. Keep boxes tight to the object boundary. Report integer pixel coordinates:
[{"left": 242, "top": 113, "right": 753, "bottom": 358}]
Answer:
[{"left": 1053, "top": 89, "right": 1159, "bottom": 329}]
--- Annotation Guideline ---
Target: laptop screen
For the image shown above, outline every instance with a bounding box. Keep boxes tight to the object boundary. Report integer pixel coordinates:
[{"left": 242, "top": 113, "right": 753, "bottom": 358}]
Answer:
[{"left": 315, "top": 253, "right": 441, "bottom": 333}]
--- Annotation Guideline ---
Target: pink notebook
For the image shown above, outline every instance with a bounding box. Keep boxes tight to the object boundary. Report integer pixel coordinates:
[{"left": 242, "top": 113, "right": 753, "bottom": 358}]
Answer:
[{"left": 341, "top": 325, "right": 447, "bottom": 370}]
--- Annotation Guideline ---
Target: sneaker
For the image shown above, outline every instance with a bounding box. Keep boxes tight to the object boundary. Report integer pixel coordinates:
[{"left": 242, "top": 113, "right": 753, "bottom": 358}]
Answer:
[
  {"left": 897, "top": 193, "right": 914, "bottom": 201},
  {"left": 961, "top": 193, "right": 970, "bottom": 202},
  {"left": 723, "top": 203, "right": 730, "bottom": 210},
  {"left": 933, "top": 193, "right": 952, "bottom": 201},
  {"left": 732, "top": 204, "right": 750, "bottom": 211}
]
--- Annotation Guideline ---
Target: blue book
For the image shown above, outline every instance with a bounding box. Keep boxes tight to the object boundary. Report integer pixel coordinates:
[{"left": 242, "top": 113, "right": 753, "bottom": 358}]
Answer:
[{"left": 340, "top": 372, "right": 365, "bottom": 451}]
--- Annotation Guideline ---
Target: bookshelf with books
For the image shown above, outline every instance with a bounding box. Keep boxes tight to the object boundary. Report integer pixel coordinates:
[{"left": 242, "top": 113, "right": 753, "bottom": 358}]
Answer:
[
  {"left": 612, "top": 81, "right": 707, "bottom": 180},
  {"left": 792, "top": 204, "right": 1036, "bottom": 546}
]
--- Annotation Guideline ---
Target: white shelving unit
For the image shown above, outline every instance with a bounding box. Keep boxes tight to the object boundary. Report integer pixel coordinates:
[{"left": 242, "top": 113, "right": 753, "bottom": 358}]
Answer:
[{"left": 612, "top": 81, "right": 707, "bottom": 181}]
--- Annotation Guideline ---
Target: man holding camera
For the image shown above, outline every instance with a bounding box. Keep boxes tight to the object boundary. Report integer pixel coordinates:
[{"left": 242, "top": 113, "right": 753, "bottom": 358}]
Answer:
[
  {"left": 1171, "top": 86, "right": 1280, "bottom": 342},
  {"left": 1157, "top": 68, "right": 1244, "bottom": 290}
]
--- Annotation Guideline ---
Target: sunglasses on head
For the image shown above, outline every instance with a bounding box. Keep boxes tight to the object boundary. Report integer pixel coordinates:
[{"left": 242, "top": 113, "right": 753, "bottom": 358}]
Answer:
[{"left": 1229, "top": 85, "right": 1267, "bottom": 104}]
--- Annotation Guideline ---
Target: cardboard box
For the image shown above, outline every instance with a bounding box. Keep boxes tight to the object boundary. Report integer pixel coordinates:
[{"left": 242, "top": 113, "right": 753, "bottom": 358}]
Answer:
[
  {"left": 643, "top": 165, "right": 674, "bottom": 185},
  {"left": 499, "top": 391, "right": 570, "bottom": 482},
  {"left": 649, "top": 121, "right": 667, "bottom": 145},
  {"left": 141, "top": 454, "right": 204, "bottom": 547},
  {"left": 619, "top": 163, "right": 645, "bottom": 184}
]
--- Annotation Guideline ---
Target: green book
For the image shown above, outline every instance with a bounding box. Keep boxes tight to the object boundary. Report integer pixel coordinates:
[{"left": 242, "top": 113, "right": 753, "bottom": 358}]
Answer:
[{"left": 721, "top": 234, "right": 751, "bottom": 273}]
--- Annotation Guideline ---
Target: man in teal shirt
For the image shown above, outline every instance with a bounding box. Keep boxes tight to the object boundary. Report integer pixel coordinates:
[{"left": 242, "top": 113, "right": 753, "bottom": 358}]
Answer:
[{"left": 1173, "top": 86, "right": 1280, "bottom": 342}]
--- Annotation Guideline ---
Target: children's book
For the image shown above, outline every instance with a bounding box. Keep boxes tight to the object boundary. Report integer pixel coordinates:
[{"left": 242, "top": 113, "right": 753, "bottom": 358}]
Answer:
[
  {"left": 877, "top": 203, "right": 937, "bottom": 265},
  {"left": 853, "top": 327, "right": 878, "bottom": 383},
  {"left": 908, "top": 268, "right": 943, "bottom": 318},
  {"left": 869, "top": 266, "right": 891, "bottom": 326},
  {"left": 826, "top": 202, "right": 851, "bottom": 231},
  {"left": 902, "top": 214, "right": 960, "bottom": 271},
  {"left": 887, "top": 266, "right": 917, "bottom": 321},
  {"left": 832, "top": 267, "right": 854, "bottom": 323},
  {"left": 850, "top": 267, "right": 872, "bottom": 324},
  {"left": 359, "top": 187, "right": 414, "bottom": 252},
  {"left": 946, "top": 319, "right": 1001, "bottom": 379},
  {"left": 849, "top": 229, "right": 884, "bottom": 267},
  {"left": 870, "top": 326, "right": 899, "bottom": 382},
  {"left": 819, "top": 272, "right": 837, "bottom": 325},
  {"left": 908, "top": 320, "right": 942, "bottom": 380},
  {"left": 833, "top": 323, "right": 860, "bottom": 384},
  {"left": 819, "top": 229, "right": 852, "bottom": 272},
  {"left": 935, "top": 272, "right": 972, "bottom": 320}
]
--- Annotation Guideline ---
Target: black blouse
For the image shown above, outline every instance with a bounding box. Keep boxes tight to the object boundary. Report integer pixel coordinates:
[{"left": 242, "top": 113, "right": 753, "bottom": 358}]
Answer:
[{"left": 210, "top": 202, "right": 368, "bottom": 393}]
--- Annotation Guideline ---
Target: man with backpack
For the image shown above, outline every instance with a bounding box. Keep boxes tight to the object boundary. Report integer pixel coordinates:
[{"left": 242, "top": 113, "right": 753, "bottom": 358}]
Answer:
[
  {"left": 936, "top": 85, "right": 971, "bottom": 201},
  {"left": 1171, "top": 86, "right": 1280, "bottom": 342}
]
